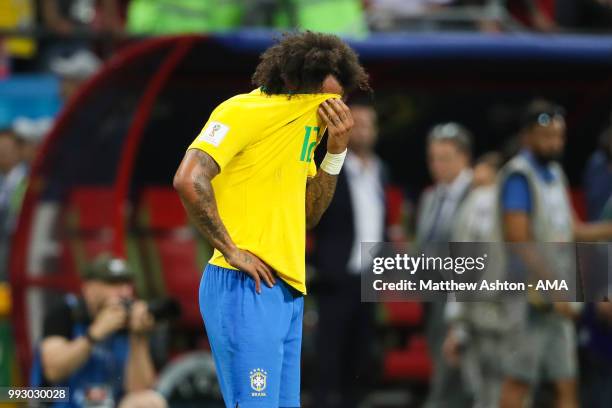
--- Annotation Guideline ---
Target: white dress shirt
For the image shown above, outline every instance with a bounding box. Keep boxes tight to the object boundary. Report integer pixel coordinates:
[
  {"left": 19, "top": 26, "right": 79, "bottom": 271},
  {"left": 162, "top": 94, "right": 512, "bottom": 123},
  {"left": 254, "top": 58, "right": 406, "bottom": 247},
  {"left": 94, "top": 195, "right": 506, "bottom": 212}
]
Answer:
[{"left": 344, "top": 152, "right": 385, "bottom": 274}]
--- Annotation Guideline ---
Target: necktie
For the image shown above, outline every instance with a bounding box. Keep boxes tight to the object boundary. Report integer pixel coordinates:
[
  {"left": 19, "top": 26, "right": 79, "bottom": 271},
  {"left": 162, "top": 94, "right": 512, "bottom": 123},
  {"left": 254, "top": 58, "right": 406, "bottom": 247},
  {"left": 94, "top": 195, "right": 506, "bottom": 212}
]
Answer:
[{"left": 425, "top": 188, "right": 447, "bottom": 243}]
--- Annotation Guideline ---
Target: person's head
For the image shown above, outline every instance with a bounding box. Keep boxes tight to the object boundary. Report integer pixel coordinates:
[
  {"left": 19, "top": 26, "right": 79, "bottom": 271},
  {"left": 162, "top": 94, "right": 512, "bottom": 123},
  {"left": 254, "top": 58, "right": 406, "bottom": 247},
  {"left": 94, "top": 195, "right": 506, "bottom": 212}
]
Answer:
[
  {"left": 49, "top": 50, "right": 101, "bottom": 101},
  {"left": 12, "top": 117, "right": 51, "bottom": 165},
  {"left": 0, "top": 129, "right": 20, "bottom": 174},
  {"left": 519, "top": 99, "right": 566, "bottom": 164},
  {"left": 599, "top": 125, "right": 612, "bottom": 161},
  {"left": 348, "top": 99, "right": 377, "bottom": 154},
  {"left": 427, "top": 122, "right": 472, "bottom": 184},
  {"left": 252, "top": 31, "right": 370, "bottom": 97},
  {"left": 473, "top": 152, "right": 502, "bottom": 187},
  {"left": 19, "top": 139, "right": 39, "bottom": 165},
  {"left": 81, "top": 254, "right": 135, "bottom": 315}
]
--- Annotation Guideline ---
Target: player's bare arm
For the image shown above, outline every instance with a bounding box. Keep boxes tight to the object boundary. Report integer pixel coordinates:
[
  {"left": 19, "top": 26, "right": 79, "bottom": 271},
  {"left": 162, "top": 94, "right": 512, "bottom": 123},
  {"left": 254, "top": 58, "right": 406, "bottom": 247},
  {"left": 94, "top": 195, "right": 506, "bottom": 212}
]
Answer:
[
  {"left": 306, "top": 98, "right": 354, "bottom": 229},
  {"left": 173, "top": 150, "right": 275, "bottom": 293},
  {"left": 306, "top": 171, "right": 338, "bottom": 230}
]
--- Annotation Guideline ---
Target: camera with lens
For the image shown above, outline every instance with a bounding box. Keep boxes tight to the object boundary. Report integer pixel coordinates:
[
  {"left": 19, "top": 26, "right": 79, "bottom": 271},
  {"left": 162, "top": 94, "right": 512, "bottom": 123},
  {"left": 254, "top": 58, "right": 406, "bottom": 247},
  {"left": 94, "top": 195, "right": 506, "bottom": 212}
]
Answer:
[{"left": 121, "top": 298, "right": 181, "bottom": 322}]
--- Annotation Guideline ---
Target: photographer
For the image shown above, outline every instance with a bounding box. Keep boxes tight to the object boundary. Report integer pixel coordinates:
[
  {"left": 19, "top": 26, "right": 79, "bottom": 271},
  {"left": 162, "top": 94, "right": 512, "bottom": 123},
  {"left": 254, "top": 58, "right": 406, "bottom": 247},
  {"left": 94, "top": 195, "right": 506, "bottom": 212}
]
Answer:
[{"left": 31, "top": 254, "right": 166, "bottom": 408}]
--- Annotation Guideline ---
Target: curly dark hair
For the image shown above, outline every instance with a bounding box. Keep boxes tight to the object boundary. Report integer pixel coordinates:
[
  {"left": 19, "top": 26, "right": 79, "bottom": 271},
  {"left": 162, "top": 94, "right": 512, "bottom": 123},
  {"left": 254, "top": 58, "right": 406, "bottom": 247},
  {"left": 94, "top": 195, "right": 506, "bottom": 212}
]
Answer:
[{"left": 252, "top": 31, "right": 370, "bottom": 95}]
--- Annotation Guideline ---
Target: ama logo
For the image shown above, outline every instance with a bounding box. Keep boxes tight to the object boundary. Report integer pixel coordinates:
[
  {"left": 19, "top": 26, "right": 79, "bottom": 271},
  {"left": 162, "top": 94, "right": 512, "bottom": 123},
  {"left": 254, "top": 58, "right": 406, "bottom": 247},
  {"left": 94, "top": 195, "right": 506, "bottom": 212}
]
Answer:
[{"left": 299, "top": 126, "right": 320, "bottom": 162}]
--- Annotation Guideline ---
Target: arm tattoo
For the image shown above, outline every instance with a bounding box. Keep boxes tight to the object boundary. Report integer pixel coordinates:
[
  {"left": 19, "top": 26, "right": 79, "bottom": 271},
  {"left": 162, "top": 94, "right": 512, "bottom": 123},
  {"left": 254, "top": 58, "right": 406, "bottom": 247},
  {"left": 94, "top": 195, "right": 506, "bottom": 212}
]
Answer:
[
  {"left": 305, "top": 170, "right": 338, "bottom": 230},
  {"left": 179, "top": 150, "right": 236, "bottom": 257}
]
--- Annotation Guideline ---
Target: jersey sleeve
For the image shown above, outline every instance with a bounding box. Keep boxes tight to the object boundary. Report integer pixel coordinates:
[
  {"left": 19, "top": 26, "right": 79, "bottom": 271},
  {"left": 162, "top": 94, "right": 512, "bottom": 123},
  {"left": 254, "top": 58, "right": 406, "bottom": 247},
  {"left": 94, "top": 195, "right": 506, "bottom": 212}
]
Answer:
[
  {"left": 501, "top": 173, "right": 532, "bottom": 213},
  {"left": 188, "top": 104, "right": 257, "bottom": 171}
]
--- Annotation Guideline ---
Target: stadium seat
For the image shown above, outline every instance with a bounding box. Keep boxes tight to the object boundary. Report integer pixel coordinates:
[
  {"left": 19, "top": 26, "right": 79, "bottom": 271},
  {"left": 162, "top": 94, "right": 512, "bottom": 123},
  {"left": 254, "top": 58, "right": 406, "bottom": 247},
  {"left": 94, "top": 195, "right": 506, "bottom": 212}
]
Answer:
[
  {"left": 379, "top": 302, "right": 432, "bottom": 382},
  {"left": 60, "top": 187, "right": 116, "bottom": 290},
  {"left": 385, "top": 185, "right": 405, "bottom": 227},
  {"left": 569, "top": 188, "right": 587, "bottom": 221},
  {"left": 59, "top": 187, "right": 144, "bottom": 293},
  {"left": 383, "top": 334, "right": 432, "bottom": 382},
  {"left": 381, "top": 302, "right": 424, "bottom": 327}
]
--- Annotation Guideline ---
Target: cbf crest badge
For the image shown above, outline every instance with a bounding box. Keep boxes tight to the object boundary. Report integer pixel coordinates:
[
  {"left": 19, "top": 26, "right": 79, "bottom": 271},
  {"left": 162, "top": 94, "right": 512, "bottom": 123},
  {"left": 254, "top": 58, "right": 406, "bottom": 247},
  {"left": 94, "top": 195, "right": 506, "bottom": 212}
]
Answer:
[{"left": 250, "top": 368, "right": 267, "bottom": 397}]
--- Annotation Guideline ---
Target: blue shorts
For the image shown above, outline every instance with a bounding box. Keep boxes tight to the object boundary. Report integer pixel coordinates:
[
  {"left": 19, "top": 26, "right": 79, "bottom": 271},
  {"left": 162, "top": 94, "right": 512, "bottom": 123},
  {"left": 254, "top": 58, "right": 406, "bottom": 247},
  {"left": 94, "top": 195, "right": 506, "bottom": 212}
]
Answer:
[{"left": 199, "top": 263, "right": 304, "bottom": 407}]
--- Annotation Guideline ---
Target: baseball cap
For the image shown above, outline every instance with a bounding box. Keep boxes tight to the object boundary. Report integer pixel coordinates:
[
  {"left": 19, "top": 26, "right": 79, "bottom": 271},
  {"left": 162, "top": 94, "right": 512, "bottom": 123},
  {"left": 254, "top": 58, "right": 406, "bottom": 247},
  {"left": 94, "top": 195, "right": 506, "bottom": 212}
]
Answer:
[
  {"left": 83, "top": 254, "right": 134, "bottom": 283},
  {"left": 12, "top": 117, "right": 53, "bottom": 143},
  {"left": 49, "top": 49, "right": 101, "bottom": 80}
]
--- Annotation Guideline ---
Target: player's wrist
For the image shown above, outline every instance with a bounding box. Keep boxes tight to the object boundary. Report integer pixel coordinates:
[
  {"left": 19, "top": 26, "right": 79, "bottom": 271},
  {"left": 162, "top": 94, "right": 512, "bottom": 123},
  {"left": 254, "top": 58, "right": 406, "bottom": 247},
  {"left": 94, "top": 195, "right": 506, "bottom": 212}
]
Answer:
[
  {"left": 326, "top": 144, "right": 347, "bottom": 154},
  {"left": 222, "top": 245, "right": 240, "bottom": 264},
  {"left": 320, "top": 149, "right": 347, "bottom": 175}
]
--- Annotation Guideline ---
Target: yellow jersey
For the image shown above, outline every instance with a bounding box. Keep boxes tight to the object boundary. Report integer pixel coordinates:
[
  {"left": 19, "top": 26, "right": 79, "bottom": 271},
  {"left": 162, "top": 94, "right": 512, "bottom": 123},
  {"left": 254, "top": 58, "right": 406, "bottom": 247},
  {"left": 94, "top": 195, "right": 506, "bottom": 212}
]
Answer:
[{"left": 188, "top": 88, "right": 340, "bottom": 293}]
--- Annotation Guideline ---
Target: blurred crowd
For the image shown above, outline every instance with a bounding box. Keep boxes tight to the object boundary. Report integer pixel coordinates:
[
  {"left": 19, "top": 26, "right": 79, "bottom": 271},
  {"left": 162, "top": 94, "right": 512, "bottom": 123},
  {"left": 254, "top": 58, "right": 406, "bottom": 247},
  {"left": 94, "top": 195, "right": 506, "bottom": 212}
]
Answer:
[{"left": 3, "top": 0, "right": 612, "bottom": 78}]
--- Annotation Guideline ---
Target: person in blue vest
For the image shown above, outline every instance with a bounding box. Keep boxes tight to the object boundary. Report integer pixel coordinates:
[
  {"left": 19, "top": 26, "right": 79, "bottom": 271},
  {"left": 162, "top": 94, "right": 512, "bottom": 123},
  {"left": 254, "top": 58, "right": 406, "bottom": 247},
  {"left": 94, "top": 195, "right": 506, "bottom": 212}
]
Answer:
[
  {"left": 31, "top": 254, "right": 166, "bottom": 408},
  {"left": 498, "top": 100, "right": 612, "bottom": 408}
]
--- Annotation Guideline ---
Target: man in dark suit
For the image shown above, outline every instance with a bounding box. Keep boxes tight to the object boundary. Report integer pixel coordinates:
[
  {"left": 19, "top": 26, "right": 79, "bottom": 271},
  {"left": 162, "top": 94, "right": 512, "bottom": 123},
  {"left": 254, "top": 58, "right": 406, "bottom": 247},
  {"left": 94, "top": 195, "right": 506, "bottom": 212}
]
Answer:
[{"left": 310, "top": 100, "right": 403, "bottom": 407}]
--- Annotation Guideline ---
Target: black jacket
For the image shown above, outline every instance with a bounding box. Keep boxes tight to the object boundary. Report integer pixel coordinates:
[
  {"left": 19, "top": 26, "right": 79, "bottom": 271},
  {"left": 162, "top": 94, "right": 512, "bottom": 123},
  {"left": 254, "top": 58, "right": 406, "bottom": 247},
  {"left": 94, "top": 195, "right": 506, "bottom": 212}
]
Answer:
[{"left": 308, "top": 164, "right": 389, "bottom": 286}]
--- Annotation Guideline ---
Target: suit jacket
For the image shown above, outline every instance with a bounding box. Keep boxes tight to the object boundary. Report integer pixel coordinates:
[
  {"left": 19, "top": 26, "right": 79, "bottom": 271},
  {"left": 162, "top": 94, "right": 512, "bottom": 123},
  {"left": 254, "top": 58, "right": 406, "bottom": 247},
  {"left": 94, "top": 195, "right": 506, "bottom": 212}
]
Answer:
[
  {"left": 309, "top": 163, "right": 389, "bottom": 286},
  {"left": 415, "top": 170, "right": 473, "bottom": 246}
]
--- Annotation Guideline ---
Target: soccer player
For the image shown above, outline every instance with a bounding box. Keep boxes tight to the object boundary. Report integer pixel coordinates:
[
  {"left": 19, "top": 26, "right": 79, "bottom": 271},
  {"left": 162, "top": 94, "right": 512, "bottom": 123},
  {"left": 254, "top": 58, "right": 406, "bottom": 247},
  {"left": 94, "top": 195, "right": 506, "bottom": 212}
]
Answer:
[{"left": 173, "top": 32, "right": 369, "bottom": 407}]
